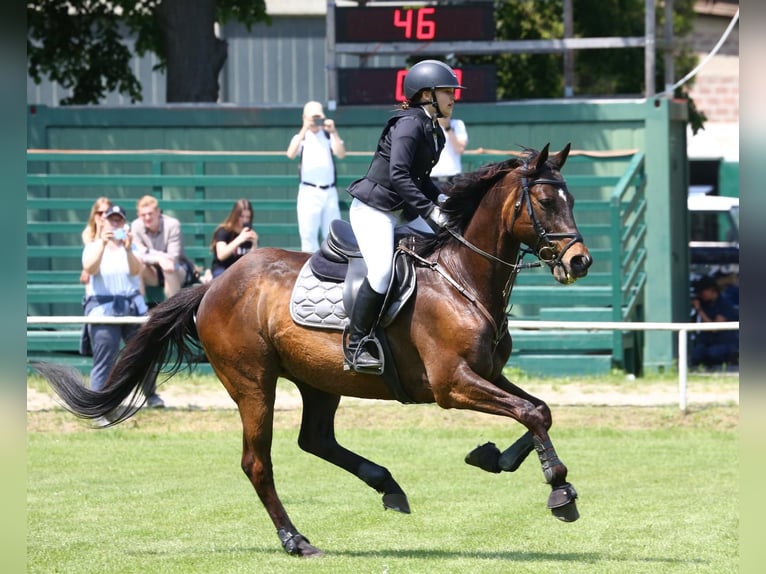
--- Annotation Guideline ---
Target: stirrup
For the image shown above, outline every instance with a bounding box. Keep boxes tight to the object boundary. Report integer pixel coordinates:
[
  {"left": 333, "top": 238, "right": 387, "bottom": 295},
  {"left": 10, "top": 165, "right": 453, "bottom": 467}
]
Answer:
[{"left": 342, "top": 328, "right": 385, "bottom": 375}]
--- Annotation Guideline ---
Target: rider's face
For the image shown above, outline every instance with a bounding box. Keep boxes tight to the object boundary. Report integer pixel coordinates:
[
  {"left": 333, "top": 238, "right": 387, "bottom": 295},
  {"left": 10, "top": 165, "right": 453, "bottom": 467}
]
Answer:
[{"left": 433, "top": 88, "right": 456, "bottom": 118}]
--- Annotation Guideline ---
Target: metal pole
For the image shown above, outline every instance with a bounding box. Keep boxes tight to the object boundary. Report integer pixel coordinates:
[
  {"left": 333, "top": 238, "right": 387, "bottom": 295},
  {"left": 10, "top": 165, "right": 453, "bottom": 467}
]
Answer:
[
  {"left": 644, "top": 0, "right": 656, "bottom": 97},
  {"left": 563, "top": 0, "right": 574, "bottom": 98},
  {"left": 678, "top": 329, "right": 688, "bottom": 413},
  {"left": 664, "top": 0, "right": 675, "bottom": 96},
  {"left": 326, "top": 1, "right": 338, "bottom": 111}
]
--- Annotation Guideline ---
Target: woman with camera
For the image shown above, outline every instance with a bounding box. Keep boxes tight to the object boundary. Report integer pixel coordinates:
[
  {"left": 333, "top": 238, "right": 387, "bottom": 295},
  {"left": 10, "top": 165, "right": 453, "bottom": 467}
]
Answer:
[
  {"left": 210, "top": 198, "right": 259, "bottom": 278},
  {"left": 81, "top": 204, "right": 149, "bottom": 392}
]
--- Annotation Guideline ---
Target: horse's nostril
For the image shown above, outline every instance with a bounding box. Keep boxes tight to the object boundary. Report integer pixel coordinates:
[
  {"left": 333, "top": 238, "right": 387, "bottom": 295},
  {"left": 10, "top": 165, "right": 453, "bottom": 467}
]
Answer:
[{"left": 570, "top": 254, "right": 592, "bottom": 275}]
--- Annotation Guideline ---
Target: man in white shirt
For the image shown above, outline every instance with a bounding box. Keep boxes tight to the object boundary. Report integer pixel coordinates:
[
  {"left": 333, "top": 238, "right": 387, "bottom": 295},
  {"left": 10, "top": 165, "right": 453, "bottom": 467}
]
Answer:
[
  {"left": 286, "top": 101, "right": 347, "bottom": 252},
  {"left": 130, "top": 195, "right": 187, "bottom": 300},
  {"left": 430, "top": 116, "right": 468, "bottom": 189}
]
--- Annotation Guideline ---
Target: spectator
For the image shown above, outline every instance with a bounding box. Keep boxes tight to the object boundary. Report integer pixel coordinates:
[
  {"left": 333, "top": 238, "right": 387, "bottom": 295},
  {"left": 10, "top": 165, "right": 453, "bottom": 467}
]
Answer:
[
  {"left": 80, "top": 196, "right": 112, "bottom": 284},
  {"left": 430, "top": 115, "right": 468, "bottom": 189},
  {"left": 690, "top": 275, "right": 739, "bottom": 369},
  {"left": 130, "top": 195, "right": 187, "bottom": 300},
  {"left": 210, "top": 198, "right": 259, "bottom": 278},
  {"left": 81, "top": 204, "right": 164, "bottom": 407},
  {"left": 715, "top": 269, "right": 739, "bottom": 310},
  {"left": 286, "top": 100, "right": 346, "bottom": 252}
]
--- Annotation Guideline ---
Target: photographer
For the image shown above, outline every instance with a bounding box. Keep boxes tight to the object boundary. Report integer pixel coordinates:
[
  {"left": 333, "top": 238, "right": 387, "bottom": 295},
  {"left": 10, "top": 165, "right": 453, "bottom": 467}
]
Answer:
[
  {"left": 210, "top": 198, "right": 258, "bottom": 278},
  {"left": 286, "top": 100, "right": 346, "bottom": 252},
  {"left": 690, "top": 275, "right": 739, "bottom": 369},
  {"left": 81, "top": 205, "right": 163, "bottom": 406}
]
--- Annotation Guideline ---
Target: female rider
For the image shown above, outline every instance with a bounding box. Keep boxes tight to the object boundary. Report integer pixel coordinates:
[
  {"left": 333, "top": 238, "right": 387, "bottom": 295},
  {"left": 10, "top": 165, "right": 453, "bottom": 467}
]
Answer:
[{"left": 344, "top": 60, "right": 465, "bottom": 373}]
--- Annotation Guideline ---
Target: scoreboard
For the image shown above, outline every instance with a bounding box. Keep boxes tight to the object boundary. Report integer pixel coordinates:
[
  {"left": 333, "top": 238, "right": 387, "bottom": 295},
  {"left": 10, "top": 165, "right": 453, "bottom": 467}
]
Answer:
[{"left": 334, "top": 3, "right": 496, "bottom": 105}]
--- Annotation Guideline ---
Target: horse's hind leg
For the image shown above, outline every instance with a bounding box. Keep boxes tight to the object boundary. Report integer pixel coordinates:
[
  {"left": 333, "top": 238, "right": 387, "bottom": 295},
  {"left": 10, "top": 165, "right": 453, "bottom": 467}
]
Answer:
[
  {"left": 234, "top": 390, "right": 323, "bottom": 558},
  {"left": 295, "top": 382, "right": 410, "bottom": 513}
]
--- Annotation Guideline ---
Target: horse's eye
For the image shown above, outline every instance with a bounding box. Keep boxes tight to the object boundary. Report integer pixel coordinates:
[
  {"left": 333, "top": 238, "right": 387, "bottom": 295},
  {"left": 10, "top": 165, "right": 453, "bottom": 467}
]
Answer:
[{"left": 537, "top": 195, "right": 556, "bottom": 208}]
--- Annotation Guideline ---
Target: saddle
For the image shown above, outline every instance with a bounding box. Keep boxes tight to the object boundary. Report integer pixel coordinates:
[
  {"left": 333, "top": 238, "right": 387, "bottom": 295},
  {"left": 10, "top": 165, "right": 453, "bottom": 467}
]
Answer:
[
  {"left": 289, "top": 220, "right": 418, "bottom": 404},
  {"left": 291, "top": 220, "right": 417, "bottom": 330}
]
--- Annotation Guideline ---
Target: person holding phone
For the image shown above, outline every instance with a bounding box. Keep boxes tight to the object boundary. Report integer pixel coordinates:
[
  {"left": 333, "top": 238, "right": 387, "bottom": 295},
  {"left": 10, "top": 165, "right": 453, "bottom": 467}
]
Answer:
[
  {"left": 81, "top": 205, "right": 159, "bottom": 404},
  {"left": 210, "top": 198, "right": 258, "bottom": 278},
  {"left": 286, "top": 100, "right": 346, "bottom": 252}
]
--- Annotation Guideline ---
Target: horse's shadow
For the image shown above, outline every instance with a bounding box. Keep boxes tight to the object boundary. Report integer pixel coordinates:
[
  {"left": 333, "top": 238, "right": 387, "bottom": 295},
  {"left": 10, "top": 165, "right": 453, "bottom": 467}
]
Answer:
[{"left": 142, "top": 545, "right": 704, "bottom": 566}]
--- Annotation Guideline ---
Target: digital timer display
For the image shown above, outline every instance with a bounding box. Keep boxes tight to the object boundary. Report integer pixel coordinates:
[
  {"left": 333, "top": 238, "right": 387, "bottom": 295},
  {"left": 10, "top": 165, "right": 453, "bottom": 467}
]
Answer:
[
  {"left": 335, "top": 3, "right": 495, "bottom": 44},
  {"left": 337, "top": 66, "right": 497, "bottom": 106}
]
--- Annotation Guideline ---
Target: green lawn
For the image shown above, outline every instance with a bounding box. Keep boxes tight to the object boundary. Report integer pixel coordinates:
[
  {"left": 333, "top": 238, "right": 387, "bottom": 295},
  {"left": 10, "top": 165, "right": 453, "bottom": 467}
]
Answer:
[{"left": 28, "top": 385, "right": 738, "bottom": 574}]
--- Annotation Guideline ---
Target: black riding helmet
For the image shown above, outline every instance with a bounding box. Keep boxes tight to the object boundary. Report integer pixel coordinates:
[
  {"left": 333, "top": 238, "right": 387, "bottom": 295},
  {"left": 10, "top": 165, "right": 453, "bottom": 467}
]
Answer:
[{"left": 403, "top": 60, "right": 465, "bottom": 117}]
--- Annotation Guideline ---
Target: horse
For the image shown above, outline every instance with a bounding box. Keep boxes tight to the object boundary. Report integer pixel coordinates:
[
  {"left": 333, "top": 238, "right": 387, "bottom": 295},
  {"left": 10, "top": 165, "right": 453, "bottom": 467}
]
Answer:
[{"left": 35, "top": 143, "right": 593, "bottom": 557}]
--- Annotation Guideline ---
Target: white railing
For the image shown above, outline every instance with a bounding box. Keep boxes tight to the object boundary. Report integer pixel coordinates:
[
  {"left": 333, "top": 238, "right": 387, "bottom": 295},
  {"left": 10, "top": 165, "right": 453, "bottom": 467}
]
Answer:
[{"left": 28, "top": 316, "right": 739, "bottom": 413}]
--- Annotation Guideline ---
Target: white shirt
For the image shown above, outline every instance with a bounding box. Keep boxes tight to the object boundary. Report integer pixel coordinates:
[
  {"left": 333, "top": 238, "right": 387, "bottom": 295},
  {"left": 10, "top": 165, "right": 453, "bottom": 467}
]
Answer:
[
  {"left": 298, "top": 129, "right": 337, "bottom": 187},
  {"left": 83, "top": 242, "right": 147, "bottom": 316},
  {"left": 431, "top": 118, "right": 468, "bottom": 178}
]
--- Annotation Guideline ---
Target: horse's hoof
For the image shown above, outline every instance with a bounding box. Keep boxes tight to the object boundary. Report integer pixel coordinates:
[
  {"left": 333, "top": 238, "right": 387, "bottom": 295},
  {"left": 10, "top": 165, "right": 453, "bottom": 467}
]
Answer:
[
  {"left": 277, "top": 528, "right": 323, "bottom": 557},
  {"left": 551, "top": 500, "right": 580, "bottom": 522},
  {"left": 465, "top": 442, "right": 501, "bottom": 473},
  {"left": 547, "top": 482, "right": 579, "bottom": 522},
  {"left": 382, "top": 493, "right": 411, "bottom": 513}
]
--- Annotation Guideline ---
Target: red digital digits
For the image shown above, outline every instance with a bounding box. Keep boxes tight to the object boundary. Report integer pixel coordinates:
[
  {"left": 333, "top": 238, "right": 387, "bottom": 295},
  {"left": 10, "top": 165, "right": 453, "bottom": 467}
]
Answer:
[{"left": 393, "top": 7, "right": 436, "bottom": 40}]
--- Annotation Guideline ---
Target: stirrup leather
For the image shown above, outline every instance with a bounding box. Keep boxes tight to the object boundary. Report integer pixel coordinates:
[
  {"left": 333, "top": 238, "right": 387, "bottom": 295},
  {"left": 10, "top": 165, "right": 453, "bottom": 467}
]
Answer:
[{"left": 342, "top": 326, "right": 385, "bottom": 375}]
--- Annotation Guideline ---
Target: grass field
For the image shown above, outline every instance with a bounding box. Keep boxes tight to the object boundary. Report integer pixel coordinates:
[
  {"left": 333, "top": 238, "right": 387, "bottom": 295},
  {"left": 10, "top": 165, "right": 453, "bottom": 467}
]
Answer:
[{"left": 27, "top": 372, "right": 739, "bottom": 573}]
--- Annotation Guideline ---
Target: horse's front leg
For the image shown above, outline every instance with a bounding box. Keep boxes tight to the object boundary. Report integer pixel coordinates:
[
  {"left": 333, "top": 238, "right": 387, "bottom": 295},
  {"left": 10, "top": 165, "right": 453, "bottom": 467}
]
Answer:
[{"left": 437, "top": 368, "right": 579, "bottom": 522}]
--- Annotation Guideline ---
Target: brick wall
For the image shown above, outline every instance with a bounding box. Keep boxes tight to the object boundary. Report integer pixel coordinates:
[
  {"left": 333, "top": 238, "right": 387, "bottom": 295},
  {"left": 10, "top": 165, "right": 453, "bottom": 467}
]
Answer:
[{"left": 686, "top": 14, "right": 739, "bottom": 124}]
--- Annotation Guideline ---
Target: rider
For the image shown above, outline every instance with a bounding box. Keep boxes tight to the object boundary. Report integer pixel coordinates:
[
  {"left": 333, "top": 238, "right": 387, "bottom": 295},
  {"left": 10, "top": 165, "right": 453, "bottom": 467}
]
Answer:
[{"left": 344, "top": 60, "right": 465, "bottom": 373}]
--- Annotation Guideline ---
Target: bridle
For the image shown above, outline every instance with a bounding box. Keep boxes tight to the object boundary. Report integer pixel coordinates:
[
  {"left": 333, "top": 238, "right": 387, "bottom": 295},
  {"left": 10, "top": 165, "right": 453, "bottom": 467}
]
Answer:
[
  {"left": 444, "top": 168, "right": 584, "bottom": 273},
  {"left": 407, "top": 165, "right": 585, "bottom": 348},
  {"left": 515, "top": 172, "right": 584, "bottom": 269}
]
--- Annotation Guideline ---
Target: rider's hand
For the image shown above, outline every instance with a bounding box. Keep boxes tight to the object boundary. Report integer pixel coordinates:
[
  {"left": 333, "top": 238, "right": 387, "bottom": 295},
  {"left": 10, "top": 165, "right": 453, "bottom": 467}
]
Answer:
[{"left": 427, "top": 205, "right": 448, "bottom": 232}]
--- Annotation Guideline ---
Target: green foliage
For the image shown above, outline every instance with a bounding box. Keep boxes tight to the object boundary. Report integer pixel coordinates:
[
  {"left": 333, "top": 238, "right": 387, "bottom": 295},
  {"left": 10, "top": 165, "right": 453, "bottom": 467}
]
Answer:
[
  {"left": 26, "top": 0, "right": 269, "bottom": 105},
  {"left": 27, "top": 1, "right": 144, "bottom": 105},
  {"left": 459, "top": 0, "right": 564, "bottom": 99},
  {"left": 460, "top": 0, "right": 704, "bottom": 130}
]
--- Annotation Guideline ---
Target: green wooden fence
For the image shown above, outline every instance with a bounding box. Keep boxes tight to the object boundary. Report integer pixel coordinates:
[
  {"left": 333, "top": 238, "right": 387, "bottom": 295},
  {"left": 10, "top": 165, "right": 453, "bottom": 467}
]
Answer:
[{"left": 27, "top": 149, "right": 645, "bottom": 376}]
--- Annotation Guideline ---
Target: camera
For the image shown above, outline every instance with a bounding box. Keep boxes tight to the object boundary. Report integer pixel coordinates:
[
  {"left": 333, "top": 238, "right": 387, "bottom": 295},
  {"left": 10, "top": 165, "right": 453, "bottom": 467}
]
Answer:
[
  {"left": 313, "top": 117, "right": 325, "bottom": 127},
  {"left": 113, "top": 226, "right": 128, "bottom": 240}
]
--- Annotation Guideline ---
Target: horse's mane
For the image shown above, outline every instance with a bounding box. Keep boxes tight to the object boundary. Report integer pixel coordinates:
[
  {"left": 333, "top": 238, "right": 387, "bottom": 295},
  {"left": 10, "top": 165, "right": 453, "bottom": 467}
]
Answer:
[{"left": 413, "top": 148, "right": 540, "bottom": 256}]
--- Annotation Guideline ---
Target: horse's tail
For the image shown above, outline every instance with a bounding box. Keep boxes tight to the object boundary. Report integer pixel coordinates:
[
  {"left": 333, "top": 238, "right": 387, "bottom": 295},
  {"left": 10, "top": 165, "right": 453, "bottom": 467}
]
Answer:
[{"left": 33, "top": 283, "right": 212, "bottom": 426}]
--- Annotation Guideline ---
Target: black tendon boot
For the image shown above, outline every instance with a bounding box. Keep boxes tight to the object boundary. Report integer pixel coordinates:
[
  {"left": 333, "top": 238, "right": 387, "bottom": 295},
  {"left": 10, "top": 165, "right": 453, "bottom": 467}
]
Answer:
[{"left": 344, "top": 279, "right": 386, "bottom": 373}]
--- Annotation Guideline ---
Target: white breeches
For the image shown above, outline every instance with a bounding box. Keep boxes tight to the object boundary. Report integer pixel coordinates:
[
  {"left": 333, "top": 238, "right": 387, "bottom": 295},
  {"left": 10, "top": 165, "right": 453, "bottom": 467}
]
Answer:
[
  {"left": 349, "top": 198, "right": 433, "bottom": 294},
  {"left": 297, "top": 184, "right": 340, "bottom": 252}
]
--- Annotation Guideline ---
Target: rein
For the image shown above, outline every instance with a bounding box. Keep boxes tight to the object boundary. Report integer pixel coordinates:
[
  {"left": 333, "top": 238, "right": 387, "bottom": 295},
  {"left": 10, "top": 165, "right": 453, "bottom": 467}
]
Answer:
[{"left": 406, "top": 167, "right": 584, "bottom": 348}]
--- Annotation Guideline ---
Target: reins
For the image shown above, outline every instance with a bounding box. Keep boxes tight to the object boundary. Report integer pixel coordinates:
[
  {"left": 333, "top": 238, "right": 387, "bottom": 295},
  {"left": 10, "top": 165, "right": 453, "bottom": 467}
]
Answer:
[{"left": 404, "top": 162, "right": 584, "bottom": 349}]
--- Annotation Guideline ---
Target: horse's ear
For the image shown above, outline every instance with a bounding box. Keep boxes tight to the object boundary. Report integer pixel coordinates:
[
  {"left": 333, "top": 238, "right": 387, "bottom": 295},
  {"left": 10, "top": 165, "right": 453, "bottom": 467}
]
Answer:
[
  {"left": 551, "top": 143, "right": 571, "bottom": 169},
  {"left": 531, "top": 143, "right": 550, "bottom": 171}
]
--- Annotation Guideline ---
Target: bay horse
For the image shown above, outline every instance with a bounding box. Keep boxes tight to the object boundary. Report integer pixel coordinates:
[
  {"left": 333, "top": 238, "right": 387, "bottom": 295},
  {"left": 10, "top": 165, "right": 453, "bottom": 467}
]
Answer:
[{"left": 35, "top": 143, "right": 593, "bottom": 557}]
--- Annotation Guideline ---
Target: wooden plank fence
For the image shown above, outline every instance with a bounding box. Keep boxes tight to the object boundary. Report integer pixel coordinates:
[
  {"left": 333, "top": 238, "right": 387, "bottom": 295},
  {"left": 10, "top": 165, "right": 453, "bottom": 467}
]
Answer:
[{"left": 27, "top": 149, "right": 646, "bottom": 376}]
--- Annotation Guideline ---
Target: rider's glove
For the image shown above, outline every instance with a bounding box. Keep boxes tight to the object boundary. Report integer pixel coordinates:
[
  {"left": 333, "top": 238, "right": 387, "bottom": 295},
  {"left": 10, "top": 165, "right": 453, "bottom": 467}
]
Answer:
[{"left": 426, "top": 205, "right": 448, "bottom": 232}]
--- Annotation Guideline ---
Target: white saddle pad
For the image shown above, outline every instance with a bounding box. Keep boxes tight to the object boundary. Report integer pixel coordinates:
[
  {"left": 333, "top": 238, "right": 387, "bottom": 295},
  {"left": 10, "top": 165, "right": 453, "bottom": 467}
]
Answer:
[{"left": 289, "top": 260, "right": 348, "bottom": 331}]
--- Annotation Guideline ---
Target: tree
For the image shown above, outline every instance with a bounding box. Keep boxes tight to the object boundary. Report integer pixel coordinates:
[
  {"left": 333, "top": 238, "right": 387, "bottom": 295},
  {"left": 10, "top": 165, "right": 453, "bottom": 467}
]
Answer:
[
  {"left": 27, "top": 0, "right": 270, "bottom": 105},
  {"left": 458, "top": 0, "right": 704, "bottom": 130}
]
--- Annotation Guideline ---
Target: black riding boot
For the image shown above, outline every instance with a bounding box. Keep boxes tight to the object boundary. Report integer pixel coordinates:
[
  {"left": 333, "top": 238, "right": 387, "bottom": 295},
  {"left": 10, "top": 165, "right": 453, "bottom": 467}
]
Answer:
[{"left": 344, "top": 279, "right": 386, "bottom": 373}]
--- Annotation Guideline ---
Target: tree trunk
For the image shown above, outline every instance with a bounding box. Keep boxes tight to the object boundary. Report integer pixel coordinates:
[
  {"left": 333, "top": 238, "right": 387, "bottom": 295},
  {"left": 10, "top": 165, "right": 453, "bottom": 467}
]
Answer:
[{"left": 157, "top": 0, "right": 227, "bottom": 102}]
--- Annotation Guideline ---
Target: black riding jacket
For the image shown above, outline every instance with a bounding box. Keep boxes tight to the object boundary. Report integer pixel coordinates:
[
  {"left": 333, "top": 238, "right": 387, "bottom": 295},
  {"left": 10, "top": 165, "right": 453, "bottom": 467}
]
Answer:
[{"left": 347, "top": 107, "right": 445, "bottom": 221}]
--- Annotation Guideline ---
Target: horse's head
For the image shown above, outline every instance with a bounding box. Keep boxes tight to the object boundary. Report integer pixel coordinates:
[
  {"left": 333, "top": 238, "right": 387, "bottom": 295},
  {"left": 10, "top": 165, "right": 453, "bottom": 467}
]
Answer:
[{"left": 504, "top": 143, "right": 593, "bottom": 284}]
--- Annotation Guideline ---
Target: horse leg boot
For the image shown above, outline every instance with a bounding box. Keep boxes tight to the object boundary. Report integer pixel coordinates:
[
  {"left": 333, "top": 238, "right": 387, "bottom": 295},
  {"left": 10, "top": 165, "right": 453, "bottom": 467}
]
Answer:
[
  {"left": 344, "top": 278, "right": 385, "bottom": 373},
  {"left": 533, "top": 435, "right": 580, "bottom": 522}
]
